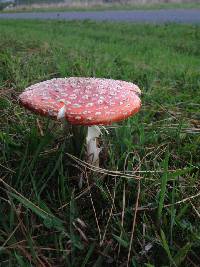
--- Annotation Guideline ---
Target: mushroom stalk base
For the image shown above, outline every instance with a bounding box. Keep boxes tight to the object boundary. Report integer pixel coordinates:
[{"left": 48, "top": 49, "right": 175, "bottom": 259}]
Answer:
[{"left": 86, "top": 126, "right": 102, "bottom": 167}]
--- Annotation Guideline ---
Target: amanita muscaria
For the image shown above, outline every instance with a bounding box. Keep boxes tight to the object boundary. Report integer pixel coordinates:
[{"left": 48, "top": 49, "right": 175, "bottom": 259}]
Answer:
[{"left": 19, "top": 77, "right": 141, "bottom": 166}]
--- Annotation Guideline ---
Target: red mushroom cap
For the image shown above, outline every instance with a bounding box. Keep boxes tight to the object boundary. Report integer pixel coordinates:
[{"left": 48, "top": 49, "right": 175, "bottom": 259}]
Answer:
[{"left": 19, "top": 77, "right": 141, "bottom": 125}]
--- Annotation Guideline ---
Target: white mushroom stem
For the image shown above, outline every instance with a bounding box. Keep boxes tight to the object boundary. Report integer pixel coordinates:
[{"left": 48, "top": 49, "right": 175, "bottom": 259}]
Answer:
[
  {"left": 57, "top": 104, "right": 102, "bottom": 167},
  {"left": 86, "top": 126, "right": 102, "bottom": 167}
]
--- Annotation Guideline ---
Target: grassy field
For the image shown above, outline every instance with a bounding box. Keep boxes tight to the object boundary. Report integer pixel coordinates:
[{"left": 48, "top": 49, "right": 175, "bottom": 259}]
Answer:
[
  {"left": 1, "top": 2, "right": 200, "bottom": 12},
  {"left": 0, "top": 20, "right": 200, "bottom": 266}
]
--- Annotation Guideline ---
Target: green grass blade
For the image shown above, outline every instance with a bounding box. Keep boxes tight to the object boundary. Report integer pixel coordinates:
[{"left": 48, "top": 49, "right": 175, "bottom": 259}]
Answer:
[
  {"left": 81, "top": 243, "right": 96, "bottom": 267},
  {"left": 173, "top": 243, "right": 191, "bottom": 266},
  {"left": 160, "top": 229, "right": 177, "bottom": 267},
  {"left": 9, "top": 192, "right": 64, "bottom": 231},
  {"left": 112, "top": 234, "right": 129, "bottom": 248},
  {"left": 157, "top": 151, "right": 169, "bottom": 222}
]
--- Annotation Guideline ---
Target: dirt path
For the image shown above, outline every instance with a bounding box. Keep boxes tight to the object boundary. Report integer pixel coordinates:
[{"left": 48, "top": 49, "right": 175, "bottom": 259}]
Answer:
[{"left": 0, "top": 9, "right": 200, "bottom": 23}]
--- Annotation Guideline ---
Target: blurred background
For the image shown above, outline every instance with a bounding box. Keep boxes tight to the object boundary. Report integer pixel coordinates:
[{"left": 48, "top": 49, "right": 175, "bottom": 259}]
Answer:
[{"left": 1, "top": 0, "right": 199, "bottom": 11}]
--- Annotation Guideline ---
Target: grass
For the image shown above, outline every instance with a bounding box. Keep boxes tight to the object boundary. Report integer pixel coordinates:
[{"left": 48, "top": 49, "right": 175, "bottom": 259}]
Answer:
[
  {"left": 0, "top": 19, "right": 200, "bottom": 266},
  {"left": 1, "top": 2, "right": 200, "bottom": 13}
]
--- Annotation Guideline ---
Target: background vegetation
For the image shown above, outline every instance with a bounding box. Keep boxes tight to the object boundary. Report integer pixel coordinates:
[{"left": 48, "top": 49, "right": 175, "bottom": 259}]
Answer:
[
  {"left": 11, "top": 0, "right": 200, "bottom": 4},
  {"left": 1, "top": 0, "right": 199, "bottom": 12},
  {"left": 0, "top": 20, "right": 200, "bottom": 266}
]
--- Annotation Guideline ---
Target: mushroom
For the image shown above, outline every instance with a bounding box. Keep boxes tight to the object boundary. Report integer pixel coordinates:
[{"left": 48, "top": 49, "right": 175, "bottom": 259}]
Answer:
[{"left": 19, "top": 77, "right": 141, "bottom": 167}]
